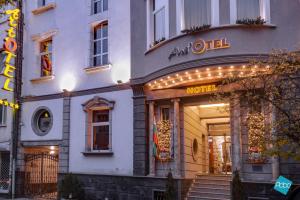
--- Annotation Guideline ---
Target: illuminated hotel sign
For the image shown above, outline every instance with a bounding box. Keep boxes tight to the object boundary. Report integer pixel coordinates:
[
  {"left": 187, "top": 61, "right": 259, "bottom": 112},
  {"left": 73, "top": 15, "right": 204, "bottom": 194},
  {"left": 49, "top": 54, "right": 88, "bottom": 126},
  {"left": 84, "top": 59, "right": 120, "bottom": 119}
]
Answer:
[
  {"left": 2, "top": 9, "right": 20, "bottom": 92},
  {"left": 0, "top": 9, "right": 20, "bottom": 110},
  {"left": 186, "top": 84, "right": 217, "bottom": 95},
  {"left": 169, "top": 38, "right": 230, "bottom": 60}
]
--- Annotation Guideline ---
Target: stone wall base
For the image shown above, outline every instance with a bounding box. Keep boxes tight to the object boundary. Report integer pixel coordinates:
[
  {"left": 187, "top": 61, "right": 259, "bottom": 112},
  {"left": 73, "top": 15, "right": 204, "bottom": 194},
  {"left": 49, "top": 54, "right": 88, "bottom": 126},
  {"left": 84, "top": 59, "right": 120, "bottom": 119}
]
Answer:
[
  {"left": 242, "top": 182, "right": 299, "bottom": 200},
  {"left": 58, "top": 173, "right": 192, "bottom": 200}
]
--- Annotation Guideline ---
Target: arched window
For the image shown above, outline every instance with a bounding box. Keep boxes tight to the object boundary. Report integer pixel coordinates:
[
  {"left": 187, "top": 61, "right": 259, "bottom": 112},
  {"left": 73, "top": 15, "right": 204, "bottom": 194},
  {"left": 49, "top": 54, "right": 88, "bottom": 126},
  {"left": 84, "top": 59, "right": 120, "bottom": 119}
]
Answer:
[{"left": 82, "top": 96, "right": 114, "bottom": 152}]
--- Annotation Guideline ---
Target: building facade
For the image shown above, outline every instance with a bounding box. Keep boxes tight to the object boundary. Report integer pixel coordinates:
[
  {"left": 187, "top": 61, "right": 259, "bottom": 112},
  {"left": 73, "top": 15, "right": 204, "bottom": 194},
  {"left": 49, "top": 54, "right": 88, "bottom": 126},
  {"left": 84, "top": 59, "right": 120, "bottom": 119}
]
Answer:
[
  {"left": 130, "top": 0, "right": 300, "bottom": 199},
  {"left": 5, "top": 0, "right": 300, "bottom": 200},
  {"left": 16, "top": 0, "right": 133, "bottom": 199}
]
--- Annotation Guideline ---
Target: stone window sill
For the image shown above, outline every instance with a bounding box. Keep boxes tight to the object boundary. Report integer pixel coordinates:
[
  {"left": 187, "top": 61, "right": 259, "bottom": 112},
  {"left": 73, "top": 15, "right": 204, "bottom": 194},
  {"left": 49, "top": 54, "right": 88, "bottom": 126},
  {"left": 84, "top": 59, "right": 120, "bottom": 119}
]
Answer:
[
  {"left": 0, "top": 124, "right": 7, "bottom": 128},
  {"left": 84, "top": 64, "right": 111, "bottom": 74},
  {"left": 30, "top": 75, "right": 55, "bottom": 84},
  {"left": 145, "top": 23, "right": 276, "bottom": 55},
  {"left": 82, "top": 151, "right": 113, "bottom": 156},
  {"left": 32, "top": 3, "right": 56, "bottom": 15}
]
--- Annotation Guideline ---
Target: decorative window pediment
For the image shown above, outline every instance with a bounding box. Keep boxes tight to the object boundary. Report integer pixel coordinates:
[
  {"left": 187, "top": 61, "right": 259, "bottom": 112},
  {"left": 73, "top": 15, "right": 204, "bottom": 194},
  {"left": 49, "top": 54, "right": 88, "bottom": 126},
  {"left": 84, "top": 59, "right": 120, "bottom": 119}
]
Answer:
[{"left": 82, "top": 96, "right": 114, "bottom": 112}]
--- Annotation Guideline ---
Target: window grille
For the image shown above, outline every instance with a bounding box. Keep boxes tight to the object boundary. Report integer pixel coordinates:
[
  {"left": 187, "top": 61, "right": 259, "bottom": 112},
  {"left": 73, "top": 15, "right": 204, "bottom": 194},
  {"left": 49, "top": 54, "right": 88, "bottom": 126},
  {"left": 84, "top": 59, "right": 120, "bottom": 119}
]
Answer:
[{"left": 0, "top": 152, "right": 10, "bottom": 192}]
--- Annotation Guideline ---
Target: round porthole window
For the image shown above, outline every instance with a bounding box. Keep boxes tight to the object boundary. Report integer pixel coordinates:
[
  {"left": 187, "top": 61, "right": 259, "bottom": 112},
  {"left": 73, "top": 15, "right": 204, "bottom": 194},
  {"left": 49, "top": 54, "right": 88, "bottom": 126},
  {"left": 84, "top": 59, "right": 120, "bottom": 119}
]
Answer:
[
  {"left": 192, "top": 138, "right": 199, "bottom": 161},
  {"left": 32, "top": 107, "right": 53, "bottom": 136}
]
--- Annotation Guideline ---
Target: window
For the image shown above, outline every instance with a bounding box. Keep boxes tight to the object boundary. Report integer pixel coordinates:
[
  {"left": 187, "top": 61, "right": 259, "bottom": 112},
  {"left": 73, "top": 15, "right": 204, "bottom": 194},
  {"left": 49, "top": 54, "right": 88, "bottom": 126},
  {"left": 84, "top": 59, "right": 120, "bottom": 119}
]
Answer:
[
  {"left": 32, "top": 107, "right": 53, "bottom": 136},
  {"left": 92, "top": 22, "right": 108, "bottom": 67},
  {"left": 183, "top": 0, "right": 211, "bottom": 29},
  {"left": 160, "top": 107, "right": 170, "bottom": 121},
  {"left": 0, "top": 51, "right": 6, "bottom": 73},
  {"left": 147, "top": 0, "right": 169, "bottom": 47},
  {"left": 0, "top": 105, "right": 7, "bottom": 126},
  {"left": 237, "top": 0, "right": 260, "bottom": 20},
  {"left": 38, "top": 0, "right": 46, "bottom": 7},
  {"left": 92, "top": 110, "right": 110, "bottom": 151},
  {"left": 83, "top": 97, "right": 114, "bottom": 153},
  {"left": 40, "top": 39, "right": 53, "bottom": 77},
  {"left": 153, "top": 4, "right": 165, "bottom": 41},
  {"left": 92, "top": 0, "right": 108, "bottom": 15}
]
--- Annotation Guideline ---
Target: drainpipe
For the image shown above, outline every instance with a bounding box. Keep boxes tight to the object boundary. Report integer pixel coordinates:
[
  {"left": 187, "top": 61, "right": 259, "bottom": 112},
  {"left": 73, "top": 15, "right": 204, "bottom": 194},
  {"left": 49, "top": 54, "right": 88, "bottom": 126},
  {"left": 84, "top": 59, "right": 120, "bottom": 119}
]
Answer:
[{"left": 11, "top": 0, "right": 24, "bottom": 199}]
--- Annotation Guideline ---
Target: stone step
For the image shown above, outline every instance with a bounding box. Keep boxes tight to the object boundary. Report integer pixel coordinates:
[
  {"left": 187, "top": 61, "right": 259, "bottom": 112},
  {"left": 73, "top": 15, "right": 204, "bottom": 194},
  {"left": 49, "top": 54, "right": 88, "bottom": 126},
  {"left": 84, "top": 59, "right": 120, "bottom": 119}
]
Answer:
[
  {"left": 188, "top": 191, "right": 230, "bottom": 199},
  {"left": 193, "top": 179, "right": 230, "bottom": 185},
  {"left": 187, "top": 195, "right": 230, "bottom": 200},
  {"left": 196, "top": 175, "right": 232, "bottom": 181},
  {"left": 190, "top": 186, "right": 230, "bottom": 193}
]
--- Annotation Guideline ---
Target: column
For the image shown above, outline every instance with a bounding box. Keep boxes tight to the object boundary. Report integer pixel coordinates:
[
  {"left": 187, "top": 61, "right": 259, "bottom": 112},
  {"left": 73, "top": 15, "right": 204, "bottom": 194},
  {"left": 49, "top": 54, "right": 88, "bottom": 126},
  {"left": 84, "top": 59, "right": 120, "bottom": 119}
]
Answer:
[
  {"left": 59, "top": 90, "right": 71, "bottom": 173},
  {"left": 271, "top": 105, "right": 279, "bottom": 181},
  {"left": 148, "top": 101, "right": 155, "bottom": 176},
  {"left": 132, "top": 84, "right": 147, "bottom": 176},
  {"left": 230, "top": 95, "right": 242, "bottom": 172},
  {"left": 172, "top": 98, "right": 181, "bottom": 178}
]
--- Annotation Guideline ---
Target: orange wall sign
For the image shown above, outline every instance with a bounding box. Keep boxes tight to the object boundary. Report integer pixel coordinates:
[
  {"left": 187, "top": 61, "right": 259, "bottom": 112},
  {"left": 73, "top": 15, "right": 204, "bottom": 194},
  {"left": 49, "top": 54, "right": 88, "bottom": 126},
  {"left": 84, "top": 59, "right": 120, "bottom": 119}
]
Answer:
[
  {"left": 186, "top": 84, "right": 217, "bottom": 95},
  {"left": 2, "top": 9, "right": 20, "bottom": 92}
]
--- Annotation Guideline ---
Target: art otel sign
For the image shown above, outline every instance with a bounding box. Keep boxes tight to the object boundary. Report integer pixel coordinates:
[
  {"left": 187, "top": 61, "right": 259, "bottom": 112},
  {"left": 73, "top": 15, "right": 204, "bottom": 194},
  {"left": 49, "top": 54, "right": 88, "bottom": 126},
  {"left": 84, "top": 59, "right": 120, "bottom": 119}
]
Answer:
[
  {"left": 169, "top": 38, "right": 230, "bottom": 60},
  {"left": 0, "top": 8, "right": 20, "bottom": 110}
]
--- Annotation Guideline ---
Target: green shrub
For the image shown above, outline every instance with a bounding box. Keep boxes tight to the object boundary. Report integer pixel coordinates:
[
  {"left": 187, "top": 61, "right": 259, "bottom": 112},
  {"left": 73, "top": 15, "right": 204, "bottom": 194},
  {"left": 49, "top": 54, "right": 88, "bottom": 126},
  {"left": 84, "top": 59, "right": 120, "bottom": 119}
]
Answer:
[
  {"left": 59, "top": 173, "right": 85, "bottom": 200},
  {"left": 232, "top": 170, "right": 245, "bottom": 200},
  {"left": 165, "top": 171, "right": 176, "bottom": 200}
]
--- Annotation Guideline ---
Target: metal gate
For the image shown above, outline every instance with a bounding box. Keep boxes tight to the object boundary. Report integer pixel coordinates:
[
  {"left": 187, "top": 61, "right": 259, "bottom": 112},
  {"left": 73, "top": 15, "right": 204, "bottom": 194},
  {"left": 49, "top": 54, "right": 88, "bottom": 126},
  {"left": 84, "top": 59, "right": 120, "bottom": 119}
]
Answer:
[{"left": 24, "top": 153, "right": 58, "bottom": 199}]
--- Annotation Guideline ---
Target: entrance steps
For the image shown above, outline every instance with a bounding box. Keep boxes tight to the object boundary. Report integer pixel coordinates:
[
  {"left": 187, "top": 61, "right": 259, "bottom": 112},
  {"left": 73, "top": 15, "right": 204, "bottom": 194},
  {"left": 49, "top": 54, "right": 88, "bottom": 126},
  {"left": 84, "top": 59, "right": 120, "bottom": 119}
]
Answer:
[{"left": 186, "top": 175, "right": 231, "bottom": 200}]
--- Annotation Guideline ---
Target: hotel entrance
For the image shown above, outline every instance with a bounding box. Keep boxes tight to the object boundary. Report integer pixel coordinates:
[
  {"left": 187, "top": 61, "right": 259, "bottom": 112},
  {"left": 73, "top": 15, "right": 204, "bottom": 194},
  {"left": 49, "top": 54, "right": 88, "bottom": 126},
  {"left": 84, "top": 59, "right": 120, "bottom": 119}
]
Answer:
[{"left": 183, "top": 102, "right": 231, "bottom": 177}]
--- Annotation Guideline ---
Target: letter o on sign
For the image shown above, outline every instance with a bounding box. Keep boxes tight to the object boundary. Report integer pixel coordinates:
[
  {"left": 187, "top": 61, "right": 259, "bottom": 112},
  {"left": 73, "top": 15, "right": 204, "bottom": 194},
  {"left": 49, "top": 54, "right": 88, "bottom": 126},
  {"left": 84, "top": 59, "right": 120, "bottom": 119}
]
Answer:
[
  {"left": 192, "top": 39, "right": 206, "bottom": 54},
  {"left": 4, "top": 37, "right": 17, "bottom": 52}
]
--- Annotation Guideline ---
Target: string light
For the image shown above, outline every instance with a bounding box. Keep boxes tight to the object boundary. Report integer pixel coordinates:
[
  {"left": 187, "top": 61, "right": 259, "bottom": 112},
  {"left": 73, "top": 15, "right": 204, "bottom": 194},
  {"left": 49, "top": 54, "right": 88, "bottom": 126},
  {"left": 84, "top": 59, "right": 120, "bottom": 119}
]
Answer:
[
  {"left": 167, "top": 76, "right": 171, "bottom": 79},
  {"left": 242, "top": 65, "right": 246, "bottom": 69},
  {"left": 195, "top": 70, "right": 199, "bottom": 73},
  {"left": 206, "top": 68, "right": 210, "bottom": 71},
  {"left": 188, "top": 76, "right": 192, "bottom": 80},
  {"left": 176, "top": 74, "right": 179, "bottom": 77},
  {"left": 218, "top": 66, "right": 222, "bottom": 70}
]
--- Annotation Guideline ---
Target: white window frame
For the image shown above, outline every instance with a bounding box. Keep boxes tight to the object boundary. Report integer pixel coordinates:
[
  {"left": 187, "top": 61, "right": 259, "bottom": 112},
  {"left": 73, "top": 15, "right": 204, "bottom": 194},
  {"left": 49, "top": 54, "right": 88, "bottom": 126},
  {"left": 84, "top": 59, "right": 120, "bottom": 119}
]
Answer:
[
  {"left": 0, "top": 104, "right": 7, "bottom": 126},
  {"left": 92, "top": 22, "right": 108, "bottom": 67},
  {"left": 90, "top": 108, "right": 112, "bottom": 152},
  {"left": 39, "top": 39, "right": 53, "bottom": 77},
  {"left": 230, "top": 0, "right": 270, "bottom": 24},
  {"left": 92, "top": 0, "right": 108, "bottom": 15},
  {"left": 176, "top": 0, "right": 219, "bottom": 34},
  {"left": 37, "top": 0, "right": 46, "bottom": 7},
  {"left": 146, "top": 0, "right": 169, "bottom": 48}
]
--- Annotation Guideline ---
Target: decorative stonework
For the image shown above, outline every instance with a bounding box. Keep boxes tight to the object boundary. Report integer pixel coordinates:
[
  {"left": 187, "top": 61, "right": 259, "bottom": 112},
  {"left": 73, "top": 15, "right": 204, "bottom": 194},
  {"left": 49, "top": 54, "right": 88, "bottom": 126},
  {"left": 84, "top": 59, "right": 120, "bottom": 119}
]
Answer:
[{"left": 82, "top": 96, "right": 115, "bottom": 111}]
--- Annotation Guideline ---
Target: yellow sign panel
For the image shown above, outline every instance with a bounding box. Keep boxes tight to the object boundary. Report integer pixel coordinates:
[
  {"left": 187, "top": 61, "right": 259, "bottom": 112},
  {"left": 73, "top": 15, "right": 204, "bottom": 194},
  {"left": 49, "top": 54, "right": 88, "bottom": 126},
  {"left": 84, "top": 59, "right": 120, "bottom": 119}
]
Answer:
[
  {"left": 0, "top": 99, "right": 19, "bottom": 110},
  {"left": 186, "top": 84, "right": 217, "bottom": 94}
]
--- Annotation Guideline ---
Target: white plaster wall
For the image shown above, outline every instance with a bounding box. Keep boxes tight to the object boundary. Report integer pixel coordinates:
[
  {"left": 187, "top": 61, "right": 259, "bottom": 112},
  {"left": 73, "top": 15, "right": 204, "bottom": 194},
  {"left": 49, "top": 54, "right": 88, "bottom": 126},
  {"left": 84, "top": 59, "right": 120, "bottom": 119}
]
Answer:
[
  {"left": 21, "top": 98, "right": 63, "bottom": 141},
  {"left": 22, "top": 0, "right": 131, "bottom": 96},
  {"left": 69, "top": 89, "right": 133, "bottom": 175}
]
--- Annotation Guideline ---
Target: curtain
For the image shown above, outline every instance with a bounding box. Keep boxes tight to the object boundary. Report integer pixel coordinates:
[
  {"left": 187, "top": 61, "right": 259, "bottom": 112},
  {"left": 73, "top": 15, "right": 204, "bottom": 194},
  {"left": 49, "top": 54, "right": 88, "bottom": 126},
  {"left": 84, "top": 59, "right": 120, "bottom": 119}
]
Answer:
[
  {"left": 237, "top": 0, "right": 260, "bottom": 19},
  {"left": 154, "top": 8, "right": 165, "bottom": 41},
  {"left": 184, "top": 0, "right": 211, "bottom": 29}
]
